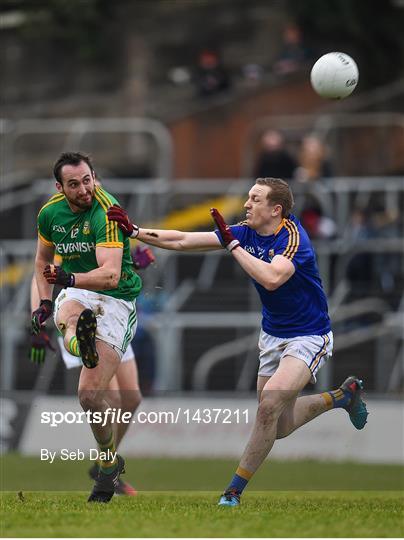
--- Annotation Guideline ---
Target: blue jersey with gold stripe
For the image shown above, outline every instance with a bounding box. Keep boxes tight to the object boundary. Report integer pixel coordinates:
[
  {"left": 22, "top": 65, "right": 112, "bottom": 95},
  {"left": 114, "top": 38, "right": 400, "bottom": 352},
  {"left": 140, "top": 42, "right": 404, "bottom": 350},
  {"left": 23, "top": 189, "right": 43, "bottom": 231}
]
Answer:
[{"left": 216, "top": 214, "right": 331, "bottom": 338}]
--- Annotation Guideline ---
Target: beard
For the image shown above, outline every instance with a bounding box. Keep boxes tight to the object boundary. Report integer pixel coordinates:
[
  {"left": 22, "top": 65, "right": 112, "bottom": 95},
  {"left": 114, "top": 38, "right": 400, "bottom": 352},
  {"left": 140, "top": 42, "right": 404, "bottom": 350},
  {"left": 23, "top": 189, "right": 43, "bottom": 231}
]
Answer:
[
  {"left": 64, "top": 188, "right": 95, "bottom": 210},
  {"left": 72, "top": 197, "right": 93, "bottom": 209}
]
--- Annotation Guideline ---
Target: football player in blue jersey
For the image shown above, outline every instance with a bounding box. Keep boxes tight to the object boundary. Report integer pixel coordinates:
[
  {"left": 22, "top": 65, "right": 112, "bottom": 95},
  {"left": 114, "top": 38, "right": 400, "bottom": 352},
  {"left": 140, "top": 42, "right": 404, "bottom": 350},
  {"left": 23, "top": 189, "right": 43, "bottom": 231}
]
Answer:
[{"left": 107, "top": 177, "right": 368, "bottom": 507}]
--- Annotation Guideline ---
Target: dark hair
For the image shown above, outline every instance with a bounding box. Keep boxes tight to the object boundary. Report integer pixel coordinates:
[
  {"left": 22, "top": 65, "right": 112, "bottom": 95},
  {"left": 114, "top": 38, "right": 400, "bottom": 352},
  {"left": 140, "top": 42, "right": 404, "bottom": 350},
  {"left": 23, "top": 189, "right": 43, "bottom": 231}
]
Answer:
[
  {"left": 53, "top": 152, "right": 95, "bottom": 183},
  {"left": 255, "top": 177, "right": 294, "bottom": 218}
]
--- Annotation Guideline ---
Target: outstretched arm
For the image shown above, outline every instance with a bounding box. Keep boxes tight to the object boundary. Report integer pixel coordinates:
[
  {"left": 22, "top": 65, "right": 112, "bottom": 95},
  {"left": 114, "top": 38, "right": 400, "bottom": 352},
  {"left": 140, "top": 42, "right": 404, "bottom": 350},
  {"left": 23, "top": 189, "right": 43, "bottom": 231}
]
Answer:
[
  {"left": 107, "top": 205, "right": 222, "bottom": 251},
  {"left": 137, "top": 228, "right": 221, "bottom": 251}
]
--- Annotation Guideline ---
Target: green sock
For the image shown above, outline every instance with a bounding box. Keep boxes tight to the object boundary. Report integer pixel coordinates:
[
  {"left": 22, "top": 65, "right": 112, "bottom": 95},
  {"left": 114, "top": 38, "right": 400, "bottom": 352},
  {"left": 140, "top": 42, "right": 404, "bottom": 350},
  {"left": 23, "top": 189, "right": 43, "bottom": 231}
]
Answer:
[
  {"left": 96, "top": 432, "right": 118, "bottom": 474},
  {"left": 67, "top": 336, "right": 80, "bottom": 357}
]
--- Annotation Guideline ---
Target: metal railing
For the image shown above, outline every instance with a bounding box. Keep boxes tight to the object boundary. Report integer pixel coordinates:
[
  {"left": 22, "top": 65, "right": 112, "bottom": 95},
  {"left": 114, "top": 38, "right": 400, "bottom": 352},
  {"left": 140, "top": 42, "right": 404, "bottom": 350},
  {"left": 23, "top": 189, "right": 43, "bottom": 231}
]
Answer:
[
  {"left": 0, "top": 117, "right": 173, "bottom": 189},
  {"left": 1, "top": 177, "right": 403, "bottom": 393},
  {"left": 191, "top": 296, "right": 403, "bottom": 392}
]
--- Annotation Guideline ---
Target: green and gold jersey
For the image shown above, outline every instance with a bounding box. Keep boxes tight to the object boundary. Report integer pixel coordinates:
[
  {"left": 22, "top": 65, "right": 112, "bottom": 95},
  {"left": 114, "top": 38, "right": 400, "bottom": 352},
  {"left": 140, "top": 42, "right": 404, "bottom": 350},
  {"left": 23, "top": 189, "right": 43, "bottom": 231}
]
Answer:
[{"left": 37, "top": 186, "right": 142, "bottom": 301}]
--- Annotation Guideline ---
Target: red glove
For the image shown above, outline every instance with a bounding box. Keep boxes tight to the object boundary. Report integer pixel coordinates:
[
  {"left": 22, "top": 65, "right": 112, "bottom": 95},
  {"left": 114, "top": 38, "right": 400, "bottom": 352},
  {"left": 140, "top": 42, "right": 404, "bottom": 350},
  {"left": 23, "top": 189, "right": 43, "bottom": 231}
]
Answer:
[
  {"left": 210, "top": 208, "right": 240, "bottom": 252},
  {"left": 132, "top": 245, "right": 155, "bottom": 270},
  {"left": 31, "top": 299, "right": 53, "bottom": 335},
  {"left": 107, "top": 205, "right": 139, "bottom": 238},
  {"left": 43, "top": 264, "right": 75, "bottom": 288}
]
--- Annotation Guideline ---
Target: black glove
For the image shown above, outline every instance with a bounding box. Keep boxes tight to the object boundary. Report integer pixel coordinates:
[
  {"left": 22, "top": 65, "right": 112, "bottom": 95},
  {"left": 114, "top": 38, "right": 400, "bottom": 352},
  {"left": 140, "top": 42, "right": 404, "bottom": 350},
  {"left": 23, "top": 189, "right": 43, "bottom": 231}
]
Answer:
[
  {"left": 43, "top": 264, "right": 75, "bottom": 288},
  {"left": 31, "top": 299, "right": 53, "bottom": 335},
  {"left": 30, "top": 328, "right": 55, "bottom": 364}
]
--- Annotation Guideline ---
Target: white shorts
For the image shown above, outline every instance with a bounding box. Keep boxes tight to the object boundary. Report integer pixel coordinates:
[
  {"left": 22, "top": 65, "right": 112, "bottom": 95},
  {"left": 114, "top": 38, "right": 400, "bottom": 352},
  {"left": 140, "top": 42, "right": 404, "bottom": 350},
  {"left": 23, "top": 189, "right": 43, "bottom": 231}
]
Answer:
[
  {"left": 58, "top": 338, "right": 135, "bottom": 369},
  {"left": 53, "top": 288, "right": 138, "bottom": 359},
  {"left": 258, "top": 329, "right": 333, "bottom": 384}
]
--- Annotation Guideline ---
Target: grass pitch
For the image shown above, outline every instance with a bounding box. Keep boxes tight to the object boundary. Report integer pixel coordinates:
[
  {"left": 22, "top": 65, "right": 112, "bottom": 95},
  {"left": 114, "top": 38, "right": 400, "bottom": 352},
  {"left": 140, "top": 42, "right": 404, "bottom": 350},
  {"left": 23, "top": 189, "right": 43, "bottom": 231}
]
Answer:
[
  {"left": 1, "top": 491, "right": 403, "bottom": 537},
  {"left": 1, "top": 455, "right": 403, "bottom": 537}
]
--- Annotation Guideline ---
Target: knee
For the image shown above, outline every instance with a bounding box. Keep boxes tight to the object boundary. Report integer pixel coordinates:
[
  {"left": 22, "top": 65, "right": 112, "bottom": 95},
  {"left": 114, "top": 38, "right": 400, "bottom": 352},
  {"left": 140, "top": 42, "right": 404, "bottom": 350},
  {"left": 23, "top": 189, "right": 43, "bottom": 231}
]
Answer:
[
  {"left": 60, "top": 313, "right": 80, "bottom": 335},
  {"left": 78, "top": 389, "right": 103, "bottom": 412},
  {"left": 256, "top": 398, "right": 284, "bottom": 427},
  {"left": 106, "top": 391, "right": 122, "bottom": 410},
  {"left": 67, "top": 311, "right": 80, "bottom": 325},
  {"left": 121, "top": 390, "right": 142, "bottom": 414}
]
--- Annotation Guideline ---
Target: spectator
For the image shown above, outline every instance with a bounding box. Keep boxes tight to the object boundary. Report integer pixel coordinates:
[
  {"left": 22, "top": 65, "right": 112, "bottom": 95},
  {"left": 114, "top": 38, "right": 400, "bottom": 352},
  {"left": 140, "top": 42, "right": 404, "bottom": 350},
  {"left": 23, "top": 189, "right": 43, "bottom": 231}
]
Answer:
[
  {"left": 194, "top": 49, "right": 231, "bottom": 97},
  {"left": 295, "top": 134, "right": 335, "bottom": 239},
  {"left": 295, "top": 134, "right": 333, "bottom": 182},
  {"left": 300, "top": 207, "right": 337, "bottom": 240},
  {"left": 273, "top": 23, "right": 312, "bottom": 75},
  {"left": 346, "top": 205, "right": 401, "bottom": 291},
  {"left": 370, "top": 205, "right": 400, "bottom": 292},
  {"left": 254, "top": 129, "right": 297, "bottom": 180},
  {"left": 345, "top": 208, "right": 375, "bottom": 287}
]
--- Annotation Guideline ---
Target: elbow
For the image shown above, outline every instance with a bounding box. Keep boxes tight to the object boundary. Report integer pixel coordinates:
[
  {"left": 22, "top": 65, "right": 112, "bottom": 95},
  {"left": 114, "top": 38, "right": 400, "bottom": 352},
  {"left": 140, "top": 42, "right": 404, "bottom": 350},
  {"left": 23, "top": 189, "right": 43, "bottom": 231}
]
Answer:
[
  {"left": 110, "top": 273, "right": 120, "bottom": 289},
  {"left": 264, "top": 278, "right": 281, "bottom": 291},
  {"left": 265, "top": 282, "right": 277, "bottom": 292},
  {"left": 106, "top": 272, "right": 120, "bottom": 289},
  {"left": 35, "top": 255, "right": 48, "bottom": 267}
]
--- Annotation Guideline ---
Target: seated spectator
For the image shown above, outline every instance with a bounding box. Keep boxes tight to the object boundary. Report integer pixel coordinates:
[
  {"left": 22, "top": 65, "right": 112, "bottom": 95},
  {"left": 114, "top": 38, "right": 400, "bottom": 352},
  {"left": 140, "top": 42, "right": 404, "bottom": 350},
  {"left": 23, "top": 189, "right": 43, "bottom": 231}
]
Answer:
[
  {"left": 273, "top": 23, "right": 312, "bottom": 75},
  {"left": 295, "top": 134, "right": 333, "bottom": 182},
  {"left": 194, "top": 49, "right": 231, "bottom": 97},
  {"left": 254, "top": 129, "right": 297, "bottom": 180}
]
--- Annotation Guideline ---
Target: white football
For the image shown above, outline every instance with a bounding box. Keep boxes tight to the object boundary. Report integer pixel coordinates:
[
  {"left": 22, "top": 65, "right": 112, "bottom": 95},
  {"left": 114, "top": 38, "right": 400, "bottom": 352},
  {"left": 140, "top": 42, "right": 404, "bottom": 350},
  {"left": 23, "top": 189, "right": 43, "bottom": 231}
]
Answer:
[{"left": 310, "top": 52, "right": 359, "bottom": 99}]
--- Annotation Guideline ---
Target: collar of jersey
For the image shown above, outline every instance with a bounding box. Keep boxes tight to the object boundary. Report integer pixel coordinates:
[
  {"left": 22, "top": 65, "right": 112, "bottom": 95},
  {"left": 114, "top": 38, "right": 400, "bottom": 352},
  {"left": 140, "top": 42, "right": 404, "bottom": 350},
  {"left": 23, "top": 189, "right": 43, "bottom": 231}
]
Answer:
[
  {"left": 254, "top": 218, "right": 286, "bottom": 238},
  {"left": 274, "top": 218, "right": 286, "bottom": 235}
]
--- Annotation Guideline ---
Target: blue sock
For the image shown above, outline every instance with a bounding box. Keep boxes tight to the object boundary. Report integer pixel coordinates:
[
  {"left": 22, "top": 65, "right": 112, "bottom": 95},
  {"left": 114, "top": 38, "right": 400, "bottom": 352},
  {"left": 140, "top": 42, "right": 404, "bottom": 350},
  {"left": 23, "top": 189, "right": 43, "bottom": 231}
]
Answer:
[
  {"left": 322, "top": 388, "right": 352, "bottom": 409},
  {"left": 227, "top": 467, "right": 253, "bottom": 494}
]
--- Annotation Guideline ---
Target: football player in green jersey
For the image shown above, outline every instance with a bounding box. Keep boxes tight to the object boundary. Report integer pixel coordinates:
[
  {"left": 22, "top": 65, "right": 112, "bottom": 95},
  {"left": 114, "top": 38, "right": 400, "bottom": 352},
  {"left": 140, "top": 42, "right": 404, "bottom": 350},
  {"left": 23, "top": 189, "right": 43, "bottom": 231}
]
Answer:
[
  {"left": 30, "top": 241, "right": 155, "bottom": 496},
  {"left": 31, "top": 152, "right": 142, "bottom": 503}
]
